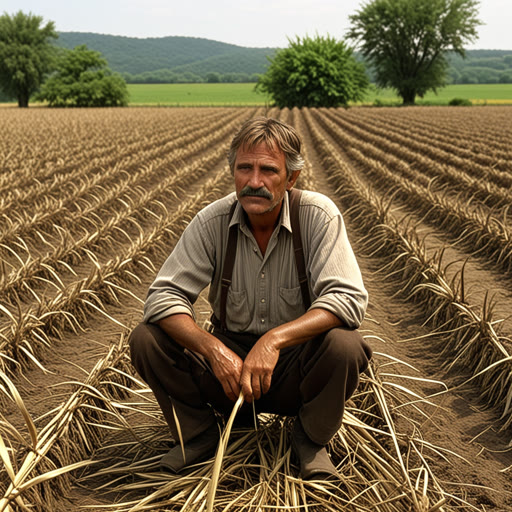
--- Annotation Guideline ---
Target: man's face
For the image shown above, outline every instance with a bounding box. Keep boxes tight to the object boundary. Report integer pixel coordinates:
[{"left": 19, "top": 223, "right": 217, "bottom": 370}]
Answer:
[{"left": 234, "top": 142, "right": 292, "bottom": 218}]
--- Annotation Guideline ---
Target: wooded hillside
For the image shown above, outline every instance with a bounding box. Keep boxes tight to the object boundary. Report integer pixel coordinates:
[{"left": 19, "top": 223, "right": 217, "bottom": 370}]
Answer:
[
  {"left": 56, "top": 32, "right": 275, "bottom": 83},
  {"left": 55, "top": 33, "right": 512, "bottom": 85}
]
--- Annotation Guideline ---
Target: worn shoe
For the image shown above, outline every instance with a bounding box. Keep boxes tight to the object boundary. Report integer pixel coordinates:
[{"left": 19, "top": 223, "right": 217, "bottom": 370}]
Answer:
[
  {"left": 160, "top": 422, "right": 220, "bottom": 473},
  {"left": 291, "top": 419, "right": 339, "bottom": 481}
]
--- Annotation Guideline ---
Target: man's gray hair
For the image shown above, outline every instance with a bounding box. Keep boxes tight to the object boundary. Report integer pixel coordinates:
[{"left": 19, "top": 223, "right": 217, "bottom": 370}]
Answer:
[{"left": 228, "top": 117, "right": 305, "bottom": 178}]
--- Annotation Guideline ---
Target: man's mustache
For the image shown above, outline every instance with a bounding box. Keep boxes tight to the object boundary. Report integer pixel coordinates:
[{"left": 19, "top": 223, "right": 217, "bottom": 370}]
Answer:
[{"left": 239, "top": 186, "right": 273, "bottom": 200}]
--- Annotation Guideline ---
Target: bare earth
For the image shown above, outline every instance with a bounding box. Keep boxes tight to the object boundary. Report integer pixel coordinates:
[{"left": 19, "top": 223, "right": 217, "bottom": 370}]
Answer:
[{"left": 1, "top": 106, "right": 512, "bottom": 511}]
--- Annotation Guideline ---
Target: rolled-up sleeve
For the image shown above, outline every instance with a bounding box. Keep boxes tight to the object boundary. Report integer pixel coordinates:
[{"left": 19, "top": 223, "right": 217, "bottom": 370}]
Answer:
[
  {"left": 304, "top": 196, "right": 368, "bottom": 328},
  {"left": 143, "top": 212, "right": 215, "bottom": 324}
]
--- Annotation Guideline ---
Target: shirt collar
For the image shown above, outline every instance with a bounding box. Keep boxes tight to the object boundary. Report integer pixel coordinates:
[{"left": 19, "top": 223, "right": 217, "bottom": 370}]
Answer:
[{"left": 229, "top": 191, "right": 293, "bottom": 233}]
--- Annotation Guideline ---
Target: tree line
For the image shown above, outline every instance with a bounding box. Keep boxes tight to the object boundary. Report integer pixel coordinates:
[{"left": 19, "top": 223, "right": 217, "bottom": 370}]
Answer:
[
  {"left": 122, "top": 70, "right": 261, "bottom": 84},
  {"left": 448, "top": 52, "right": 512, "bottom": 84},
  {"left": 1, "top": 0, "right": 485, "bottom": 107},
  {"left": 56, "top": 32, "right": 512, "bottom": 86},
  {"left": 124, "top": 53, "right": 512, "bottom": 86}
]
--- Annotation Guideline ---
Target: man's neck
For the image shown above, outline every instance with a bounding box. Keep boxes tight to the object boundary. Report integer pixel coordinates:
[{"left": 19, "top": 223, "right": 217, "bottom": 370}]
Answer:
[
  {"left": 247, "top": 202, "right": 282, "bottom": 230},
  {"left": 245, "top": 201, "right": 284, "bottom": 255}
]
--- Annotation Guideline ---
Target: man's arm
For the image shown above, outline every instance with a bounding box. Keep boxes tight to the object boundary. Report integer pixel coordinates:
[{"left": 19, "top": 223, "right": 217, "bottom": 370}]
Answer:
[
  {"left": 240, "top": 308, "right": 342, "bottom": 403},
  {"left": 303, "top": 194, "right": 368, "bottom": 329},
  {"left": 158, "top": 313, "right": 244, "bottom": 402}
]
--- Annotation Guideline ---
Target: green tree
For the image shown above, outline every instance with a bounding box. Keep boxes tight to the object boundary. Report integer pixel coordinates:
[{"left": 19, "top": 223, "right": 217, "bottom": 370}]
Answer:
[
  {"left": 348, "top": 0, "right": 481, "bottom": 104},
  {"left": 37, "top": 45, "right": 128, "bottom": 107},
  {"left": 0, "top": 11, "right": 57, "bottom": 107},
  {"left": 256, "top": 35, "right": 368, "bottom": 108},
  {"left": 206, "top": 71, "right": 220, "bottom": 83},
  {"left": 499, "top": 71, "right": 512, "bottom": 84}
]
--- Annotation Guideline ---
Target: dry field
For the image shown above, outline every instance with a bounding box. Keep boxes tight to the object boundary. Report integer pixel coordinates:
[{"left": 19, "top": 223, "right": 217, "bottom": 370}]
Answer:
[{"left": 1, "top": 105, "right": 512, "bottom": 511}]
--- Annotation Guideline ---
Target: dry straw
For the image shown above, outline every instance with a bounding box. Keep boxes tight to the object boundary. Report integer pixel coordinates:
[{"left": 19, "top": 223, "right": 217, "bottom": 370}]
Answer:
[
  {"left": 303, "top": 107, "right": 512, "bottom": 431},
  {"left": 0, "top": 333, "right": 135, "bottom": 511},
  {"left": 1, "top": 106, "right": 505, "bottom": 511},
  {"left": 69, "top": 355, "right": 461, "bottom": 512}
]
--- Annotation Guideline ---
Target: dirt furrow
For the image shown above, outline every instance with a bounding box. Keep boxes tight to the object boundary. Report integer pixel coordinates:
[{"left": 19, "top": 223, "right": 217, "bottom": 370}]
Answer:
[
  {"left": 2, "top": 107, "right": 512, "bottom": 512},
  {"left": 296, "top": 109, "right": 512, "bottom": 511},
  {"left": 346, "top": 107, "right": 512, "bottom": 168}
]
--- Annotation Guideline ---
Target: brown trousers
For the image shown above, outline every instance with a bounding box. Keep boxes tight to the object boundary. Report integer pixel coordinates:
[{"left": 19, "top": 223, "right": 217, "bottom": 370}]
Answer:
[{"left": 129, "top": 322, "right": 372, "bottom": 446}]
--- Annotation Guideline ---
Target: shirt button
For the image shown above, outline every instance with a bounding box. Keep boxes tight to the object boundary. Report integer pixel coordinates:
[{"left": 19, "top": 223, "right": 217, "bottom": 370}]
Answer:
[
  {"left": 261, "top": 273, "right": 265, "bottom": 278},
  {"left": 261, "top": 298, "right": 265, "bottom": 303},
  {"left": 261, "top": 318, "right": 265, "bottom": 323}
]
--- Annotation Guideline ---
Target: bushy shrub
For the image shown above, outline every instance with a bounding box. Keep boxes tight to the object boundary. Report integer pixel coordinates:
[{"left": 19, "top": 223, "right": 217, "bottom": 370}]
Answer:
[
  {"left": 448, "top": 97, "right": 472, "bottom": 106},
  {"left": 256, "top": 35, "right": 368, "bottom": 108},
  {"left": 38, "top": 45, "right": 128, "bottom": 107}
]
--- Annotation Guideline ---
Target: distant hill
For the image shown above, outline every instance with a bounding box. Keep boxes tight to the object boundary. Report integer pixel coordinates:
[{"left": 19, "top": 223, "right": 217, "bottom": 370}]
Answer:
[
  {"left": 447, "top": 49, "right": 512, "bottom": 84},
  {"left": 54, "top": 33, "right": 512, "bottom": 85},
  {"left": 55, "top": 32, "right": 277, "bottom": 82}
]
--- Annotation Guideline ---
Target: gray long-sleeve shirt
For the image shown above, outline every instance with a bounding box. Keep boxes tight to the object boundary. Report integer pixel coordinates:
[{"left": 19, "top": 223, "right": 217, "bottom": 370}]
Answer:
[{"left": 144, "top": 190, "right": 368, "bottom": 335}]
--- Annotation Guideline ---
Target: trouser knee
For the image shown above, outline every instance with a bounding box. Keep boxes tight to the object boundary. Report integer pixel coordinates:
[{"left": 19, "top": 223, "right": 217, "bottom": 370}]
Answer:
[
  {"left": 321, "top": 328, "right": 372, "bottom": 375},
  {"left": 299, "top": 328, "right": 371, "bottom": 444},
  {"left": 128, "top": 322, "right": 181, "bottom": 382},
  {"left": 128, "top": 322, "right": 150, "bottom": 377},
  {"left": 127, "top": 322, "right": 215, "bottom": 442}
]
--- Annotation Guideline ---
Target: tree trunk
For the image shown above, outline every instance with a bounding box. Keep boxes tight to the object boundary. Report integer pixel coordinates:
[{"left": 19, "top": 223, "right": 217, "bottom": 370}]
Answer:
[
  {"left": 400, "top": 89, "right": 416, "bottom": 105},
  {"left": 18, "top": 91, "right": 29, "bottom": 108}
]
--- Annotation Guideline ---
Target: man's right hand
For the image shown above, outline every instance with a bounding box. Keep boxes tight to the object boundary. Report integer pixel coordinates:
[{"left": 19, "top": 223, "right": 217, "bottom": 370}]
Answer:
[
  {"left": 208, "top": 345, "right": 244, "bottom": 402},
  {"left": 158, "top": 313, "right": 243, "bottom": 402}
]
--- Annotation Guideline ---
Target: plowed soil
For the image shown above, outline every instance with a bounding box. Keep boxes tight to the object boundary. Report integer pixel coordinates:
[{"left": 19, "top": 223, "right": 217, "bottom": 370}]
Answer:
[{"left": 1, "top": 106, "right": 511, "bottom": 511}]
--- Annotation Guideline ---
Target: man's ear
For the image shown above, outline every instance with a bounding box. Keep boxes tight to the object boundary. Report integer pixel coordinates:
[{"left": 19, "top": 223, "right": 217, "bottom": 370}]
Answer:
[{"left": 286, "top": 170, "right": 301, "bottom": 190}]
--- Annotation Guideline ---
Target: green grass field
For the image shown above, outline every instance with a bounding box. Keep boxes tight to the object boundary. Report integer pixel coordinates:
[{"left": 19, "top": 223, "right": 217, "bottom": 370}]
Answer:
[
  {"left": 363, "top": 83, "right": 512, "bottom": 105},
  {"left": 2, "top": 82, "right": 510, "bottom": 107},
  {"left": 127, "top": 82, "right": 512, "bottom": 106},
  {"left": 127, "top": 83, "right": 269, "bottom": 106}
]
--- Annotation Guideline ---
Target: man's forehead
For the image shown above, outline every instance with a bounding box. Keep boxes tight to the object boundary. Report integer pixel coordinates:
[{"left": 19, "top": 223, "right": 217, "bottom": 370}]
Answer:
[{"left": 236, "top": 141, "right": 284, "bottom": 160}]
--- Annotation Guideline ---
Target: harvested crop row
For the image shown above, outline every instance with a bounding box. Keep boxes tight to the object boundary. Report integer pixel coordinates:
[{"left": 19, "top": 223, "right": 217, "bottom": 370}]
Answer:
[
  {"left": 0, "top": 108, "right": 252, "bottom": 267},
  {"left": 303, "top": 108, "right": 512, "bottom": 431},
  {"left": 0, "top": 108, "right": 231, "bottom": 196},
  {"left": 0, "top": 109, "right": 178, "bottom": 193},
  {"left": 312, "top": 109, "right": 512, "bottom": 274},
  {"left": 359, "top": 106, "right": 512, "bottom": 156},
  {"left": 0, "top": 142, "right": 230, "bottom": 306},
  {"left": 0, "top": 167, "right": 232, "bottom": 377},
  {"left": 347, "top": 107, "right": 512, "bottom": 168},
  {"left": 323, "top": 108, "right": 512, "bottom": 193},
  {"left": 0, "top": 108, "right": 249, "bottom": 228}
]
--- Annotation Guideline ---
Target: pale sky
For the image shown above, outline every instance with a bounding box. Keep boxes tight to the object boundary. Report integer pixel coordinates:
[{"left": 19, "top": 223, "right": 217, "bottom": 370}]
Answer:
[{"left": 2, "top": 0, "right": 511, "bottom": 50}]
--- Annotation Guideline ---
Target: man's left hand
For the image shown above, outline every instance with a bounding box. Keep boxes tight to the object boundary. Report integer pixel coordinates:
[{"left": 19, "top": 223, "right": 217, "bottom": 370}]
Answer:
[
  {"left": 238, "top": 310, "right": 343, "bottom": 403},
  {"left": 240, "top": 334, "right": 280, "bottom": 403}
]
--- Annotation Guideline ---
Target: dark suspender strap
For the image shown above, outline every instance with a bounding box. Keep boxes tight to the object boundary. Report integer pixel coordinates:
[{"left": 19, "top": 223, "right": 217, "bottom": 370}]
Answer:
[
  {"left": 219, "top": 200, "right": 238, "bottom": 331},
  {"left": 289, "top": 189, "right": 311, "bottom": 310}
]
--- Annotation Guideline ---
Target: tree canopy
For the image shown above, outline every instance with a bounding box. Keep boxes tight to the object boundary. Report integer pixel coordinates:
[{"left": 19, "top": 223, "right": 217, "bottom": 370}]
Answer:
[
  {"left": 37, "top": 45, "right": 128, "bottom": 107},
  {"left": 0, "top": 11, "right": 57, "bottom": 107},
  {"left": 256, "top": 35, "right": 369, "bottom": 108},
  {"left": 348, "top": 0, "right": 481, "bottom": 104}
]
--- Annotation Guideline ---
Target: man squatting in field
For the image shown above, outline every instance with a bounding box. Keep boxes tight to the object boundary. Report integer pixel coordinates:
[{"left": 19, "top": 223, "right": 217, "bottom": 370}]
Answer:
[{"left": 129, "top": 117, "right": 372, "bottom": 479}]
